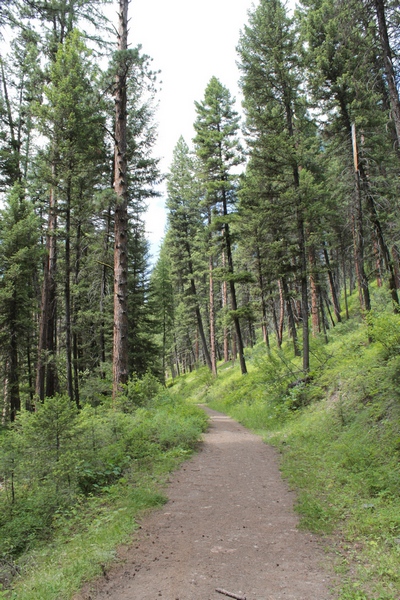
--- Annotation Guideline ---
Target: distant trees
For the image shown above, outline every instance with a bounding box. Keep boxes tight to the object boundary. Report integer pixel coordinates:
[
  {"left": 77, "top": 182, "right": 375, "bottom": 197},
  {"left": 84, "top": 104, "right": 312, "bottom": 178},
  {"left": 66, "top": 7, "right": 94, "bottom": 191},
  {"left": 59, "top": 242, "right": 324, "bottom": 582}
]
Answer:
[
  {"left": 160, "top": 0, "right": 400, "bottom": 380},
  {"left": 194, "top": 77, "right": 248, "bottom": 375},
  {"left": 0, "top": 185, "right": 39, "bottom": 420},
  {"left": 165, "top": 137, "right": 212, "bottom": 372}
]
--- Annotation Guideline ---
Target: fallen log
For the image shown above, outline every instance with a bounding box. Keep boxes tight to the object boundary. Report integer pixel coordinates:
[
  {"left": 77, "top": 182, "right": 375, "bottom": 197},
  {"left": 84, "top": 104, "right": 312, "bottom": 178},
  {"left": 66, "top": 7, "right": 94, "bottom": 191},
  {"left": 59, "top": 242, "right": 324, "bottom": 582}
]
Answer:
[{"left": 215, "top": 588, "right": 246, "bottom": 600}]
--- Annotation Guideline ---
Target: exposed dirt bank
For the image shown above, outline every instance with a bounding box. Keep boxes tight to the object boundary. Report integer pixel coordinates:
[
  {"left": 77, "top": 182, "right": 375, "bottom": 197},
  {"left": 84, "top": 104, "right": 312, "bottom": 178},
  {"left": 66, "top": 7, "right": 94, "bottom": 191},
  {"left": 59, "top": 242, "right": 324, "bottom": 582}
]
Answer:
[{"left": 75, "top": 407, "right": 335, "bottom": 600}]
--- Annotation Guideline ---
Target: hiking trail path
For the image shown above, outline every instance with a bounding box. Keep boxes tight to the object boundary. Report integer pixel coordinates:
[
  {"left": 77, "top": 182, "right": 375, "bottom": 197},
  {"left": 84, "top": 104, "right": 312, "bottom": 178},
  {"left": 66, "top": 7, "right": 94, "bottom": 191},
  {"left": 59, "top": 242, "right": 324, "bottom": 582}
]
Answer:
[{"left": 76, "top": 407, "right": 335, "bottom": 600}]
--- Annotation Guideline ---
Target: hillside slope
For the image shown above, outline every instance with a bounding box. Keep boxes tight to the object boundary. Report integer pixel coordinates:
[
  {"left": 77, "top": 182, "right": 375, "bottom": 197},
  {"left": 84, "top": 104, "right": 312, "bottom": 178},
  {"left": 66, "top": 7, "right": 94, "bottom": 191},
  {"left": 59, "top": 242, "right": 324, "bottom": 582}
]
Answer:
[{"left": 171, "top": 289, "right": 400, "bottom": 600}]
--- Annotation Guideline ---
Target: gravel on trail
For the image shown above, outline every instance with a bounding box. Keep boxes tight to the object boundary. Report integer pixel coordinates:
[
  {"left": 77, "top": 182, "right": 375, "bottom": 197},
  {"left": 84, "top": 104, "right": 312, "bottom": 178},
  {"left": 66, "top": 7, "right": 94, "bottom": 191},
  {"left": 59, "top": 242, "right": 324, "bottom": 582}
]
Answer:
[{"left": 76, "top": 406, "right": 335, "bottom": 600}]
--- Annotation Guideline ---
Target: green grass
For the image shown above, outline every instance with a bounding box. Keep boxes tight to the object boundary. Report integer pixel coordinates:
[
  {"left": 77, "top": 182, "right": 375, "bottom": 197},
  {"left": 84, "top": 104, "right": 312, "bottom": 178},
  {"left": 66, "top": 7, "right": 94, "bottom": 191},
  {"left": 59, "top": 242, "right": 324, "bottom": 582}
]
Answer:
[
  {"left": 0, "top": 388, "right": 208, "bottom": 600},
  {"left": 7, "top": 486, "right": 165, "bottom": 600},
  {"left": 3, "top": 287, "right": 400, "bottom": 600},
  {"left": 173, "top": 288, "right": 400, "bottom": 600}
]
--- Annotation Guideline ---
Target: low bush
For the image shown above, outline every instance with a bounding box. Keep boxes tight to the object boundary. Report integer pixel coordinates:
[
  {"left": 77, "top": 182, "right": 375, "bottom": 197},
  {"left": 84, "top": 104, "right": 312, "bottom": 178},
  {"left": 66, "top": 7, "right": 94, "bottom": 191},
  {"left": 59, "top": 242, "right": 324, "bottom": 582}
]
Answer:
[{"left": 0, "top": 379, "right": 208, "bottom": 579}]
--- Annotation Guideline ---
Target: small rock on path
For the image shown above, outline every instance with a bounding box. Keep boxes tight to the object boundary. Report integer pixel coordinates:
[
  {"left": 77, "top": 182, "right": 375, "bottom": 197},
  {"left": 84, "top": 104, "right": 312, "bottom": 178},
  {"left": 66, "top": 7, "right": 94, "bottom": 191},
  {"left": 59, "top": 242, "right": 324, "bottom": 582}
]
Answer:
[{"left": 77, "top": 407, "right": 334, "bottom": 600}]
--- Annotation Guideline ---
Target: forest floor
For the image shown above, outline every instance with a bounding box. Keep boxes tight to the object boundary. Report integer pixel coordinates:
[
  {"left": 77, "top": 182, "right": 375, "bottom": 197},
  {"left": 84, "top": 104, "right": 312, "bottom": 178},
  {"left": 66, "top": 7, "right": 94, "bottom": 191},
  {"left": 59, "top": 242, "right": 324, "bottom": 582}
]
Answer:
[{"left": 74, "top": 407, "right": 336, "bottom": 600}]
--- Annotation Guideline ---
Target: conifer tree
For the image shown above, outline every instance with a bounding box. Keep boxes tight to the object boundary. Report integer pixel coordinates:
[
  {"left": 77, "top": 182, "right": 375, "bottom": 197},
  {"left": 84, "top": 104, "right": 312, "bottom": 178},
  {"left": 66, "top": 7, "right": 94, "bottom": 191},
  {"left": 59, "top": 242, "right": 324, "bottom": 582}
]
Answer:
[
  {"left": 112, "top": 0, "right": 130, "bottom": 398},
  {"left": 151, "top": 243, "right": 175, "bottom": 381},
  {"left": 0, "top": 184, "right": 39, "bottom": 420},
  {"left": 194, "top": 77, "right": 247, "bottom": 375},
  {"left": 238, "top": 0, "right": 312, "bottom": 372},
  {"left": 165, "top": 137, "right": 212, "bottom": 371},
  {"left": 34, "top": 31, "right": 105, "bottom": 403}
]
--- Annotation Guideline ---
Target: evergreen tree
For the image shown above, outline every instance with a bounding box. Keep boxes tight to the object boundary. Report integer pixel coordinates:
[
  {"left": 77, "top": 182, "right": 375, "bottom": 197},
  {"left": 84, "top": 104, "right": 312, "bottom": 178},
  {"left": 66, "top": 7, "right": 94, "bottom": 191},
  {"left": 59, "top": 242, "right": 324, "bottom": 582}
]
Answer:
[
  {"left": 0, "top": 184, "right": 39, "bottom": 420},
  {"left": 298, "top": 0, "right": 400, "bottom": 310},
  {"left": 194, "top": 77, "right": 248, "bottom": 375},
  {"left": 111, "top": 2, "right": 160, "bottom": 396},
  {"left": 0, "top": 28, "right": 42, "bottom": 190},
  {"left": 151, "top": 243, "right": 175, "bottom": 381},
  {"left": 165, "top": 137, "right": 212, "bottom": 371},
  {"left": 112, "top": 0, "right": 130, "bottom": 398},
  {"left": 238, "top": 0, "right": 313, "bottom": 372},
  {"left": 34, "top": 30, "right": 105, "bottom": 403}
]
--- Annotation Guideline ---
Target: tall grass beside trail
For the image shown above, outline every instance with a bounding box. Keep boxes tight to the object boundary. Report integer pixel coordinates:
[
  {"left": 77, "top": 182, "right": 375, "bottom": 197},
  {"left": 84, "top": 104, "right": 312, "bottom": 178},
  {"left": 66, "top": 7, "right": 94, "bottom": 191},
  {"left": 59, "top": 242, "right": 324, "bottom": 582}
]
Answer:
[
  {"left": 174, "top": 288, "right": 400, "bottom": 600},
  {"left": 0, "top": 374, "right": 208, "bottom": 600}
]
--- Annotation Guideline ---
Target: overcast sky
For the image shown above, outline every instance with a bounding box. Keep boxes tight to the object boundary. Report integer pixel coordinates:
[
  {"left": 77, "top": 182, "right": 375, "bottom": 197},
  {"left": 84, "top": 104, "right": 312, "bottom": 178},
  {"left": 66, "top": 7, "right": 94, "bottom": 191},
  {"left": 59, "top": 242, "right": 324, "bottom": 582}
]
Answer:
[
  {"left": 119, "top": 0, "right": 295, "bottom": 260},
  {"left": 120, "top": 0, "right": 256, "bottom": 258}
]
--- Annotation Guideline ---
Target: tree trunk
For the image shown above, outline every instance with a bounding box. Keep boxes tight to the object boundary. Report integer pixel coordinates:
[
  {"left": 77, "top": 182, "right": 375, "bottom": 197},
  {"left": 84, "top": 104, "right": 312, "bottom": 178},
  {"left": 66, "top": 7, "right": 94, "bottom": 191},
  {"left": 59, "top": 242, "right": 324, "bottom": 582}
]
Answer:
[
  {"left": 222, "top": 190, "right": 247, "bottom": 375},
  {"left": 308, "top": 245, "right": 320, "bottom": 337},
  {"left": 323, "top": 244, "right": 342, "bottom": 323},
  {"left": 295, "top": 192, "right": 309, "bottom": 371},
  {"left": 392, "top": 245, "right": 400, "bottom": 288},
  {"left": 72, "top": 220, "right": 82, "bottom": 405},
  {"left": 256, "top": 244, "right": 270, "bottom": 349},
  {"left": 231, "top": 330, "right": 237, "bottom": 364},
  {"left": 65, "top": 175, "right": 74, "bottom": 404},
  {"left": 277, "top": 280, "right": 285, "bottom": 348},
  {"left": 222, "top": 251, "right": 230, "bottom": 362},
  {"left": 319, "top": 289, "right": 329, "bottom": 344},
  {"left": 342, "top": 246, "right": 350, "bottom": 320},
  {"left": 26, "top": 336, "right": 34, "bottom": 411},
  {"left": 284, "top": 88, "right": 309, "bottom": 372},
  {"left": 209, "top": 255, "right": 217, "bottom": 377},
  {"left": 113, "top": 0, "right": 130, "bottom": 399},
  {"left": 282, "top": 277, "right": 300, "bottom": 357},
  {"left": 36, "top": 179, "right": 58, "bottom": 401},
  {"left": 351, "top": 124, "right": 371, "bottom": 313}
]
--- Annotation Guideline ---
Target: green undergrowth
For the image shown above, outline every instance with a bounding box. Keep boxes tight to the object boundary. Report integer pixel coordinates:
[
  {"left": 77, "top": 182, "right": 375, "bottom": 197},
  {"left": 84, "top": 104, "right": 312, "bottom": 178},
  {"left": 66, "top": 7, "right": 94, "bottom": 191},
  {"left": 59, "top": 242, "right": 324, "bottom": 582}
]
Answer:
[
  {"left": 173, "top": 288, "right": 400, "bottom": 600},
  {"left": 0, "top": 375, "right": 208, "bottom": 599}
]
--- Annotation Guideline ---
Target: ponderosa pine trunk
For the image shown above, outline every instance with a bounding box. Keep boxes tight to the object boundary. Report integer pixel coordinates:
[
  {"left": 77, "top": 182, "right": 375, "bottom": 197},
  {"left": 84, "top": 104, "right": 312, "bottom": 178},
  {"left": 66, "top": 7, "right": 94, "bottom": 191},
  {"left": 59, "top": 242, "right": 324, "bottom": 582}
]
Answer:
[
  {"left": 65, "top": 175, "right": 74, "bottom": 405},
  {"left": 256, "top": 244, "right": 270, "bottom": 349},
  {"left": 284, "top": 87, "right": 309, "bottom": 373},
  {"left": 222, "top": 251, "right": 230, "bottom": 361},
  {"left": 308, "top": 245, "right": 320, "bottom": 337},
  {"left": 209, "top": 254, "right": 217, "bottom": 377},
  {"left": 72, "top": 220, "right": 81, "bottom": 403},
  {"left": 277, "top": 279, "right": 285, "bottom": 348},
  {"left": 113, "top": 0, "right": 129, "bottom": 399}
]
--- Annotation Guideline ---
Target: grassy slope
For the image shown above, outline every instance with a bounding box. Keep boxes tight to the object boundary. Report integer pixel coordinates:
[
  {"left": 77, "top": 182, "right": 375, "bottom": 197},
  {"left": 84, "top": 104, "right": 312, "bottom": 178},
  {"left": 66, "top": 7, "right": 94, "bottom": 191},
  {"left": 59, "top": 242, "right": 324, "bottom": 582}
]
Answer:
[{"left": 171, "top": 288, "right": 400, "bottom": 600}]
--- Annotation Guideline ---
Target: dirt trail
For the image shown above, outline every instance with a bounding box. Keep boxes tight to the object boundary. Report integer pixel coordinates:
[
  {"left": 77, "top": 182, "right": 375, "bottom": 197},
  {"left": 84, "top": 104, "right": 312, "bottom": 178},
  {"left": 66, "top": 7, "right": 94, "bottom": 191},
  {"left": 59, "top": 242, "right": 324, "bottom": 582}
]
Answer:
[{"left": 77, "top": 407, "right": 334, "bottom": 600}]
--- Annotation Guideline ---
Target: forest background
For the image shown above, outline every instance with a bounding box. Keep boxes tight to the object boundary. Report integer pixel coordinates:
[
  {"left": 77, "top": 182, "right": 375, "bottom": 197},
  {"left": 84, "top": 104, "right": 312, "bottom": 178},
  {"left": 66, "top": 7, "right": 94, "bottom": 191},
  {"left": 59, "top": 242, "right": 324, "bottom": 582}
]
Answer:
[{"left": 0, "top": 0, "right": 400, "bottom": 598}]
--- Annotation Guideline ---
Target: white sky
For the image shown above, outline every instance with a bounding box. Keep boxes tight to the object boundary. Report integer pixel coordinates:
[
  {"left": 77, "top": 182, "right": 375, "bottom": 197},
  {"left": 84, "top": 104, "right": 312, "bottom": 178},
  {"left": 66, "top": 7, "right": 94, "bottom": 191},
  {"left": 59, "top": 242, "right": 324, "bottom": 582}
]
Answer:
[
  {"left": 109, "top": 0, "right": 296, "bottom": 261},
  {"left": 124, "top": 0, "right": 257, "bottom": 259}
]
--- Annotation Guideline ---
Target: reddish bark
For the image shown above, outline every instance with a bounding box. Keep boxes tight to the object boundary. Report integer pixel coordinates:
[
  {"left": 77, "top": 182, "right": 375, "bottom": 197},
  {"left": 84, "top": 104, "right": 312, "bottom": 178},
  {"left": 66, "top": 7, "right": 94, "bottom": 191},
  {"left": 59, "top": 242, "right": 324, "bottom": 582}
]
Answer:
[{"left": 113, "top": 0, "right": 130, "bottom": 399}]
